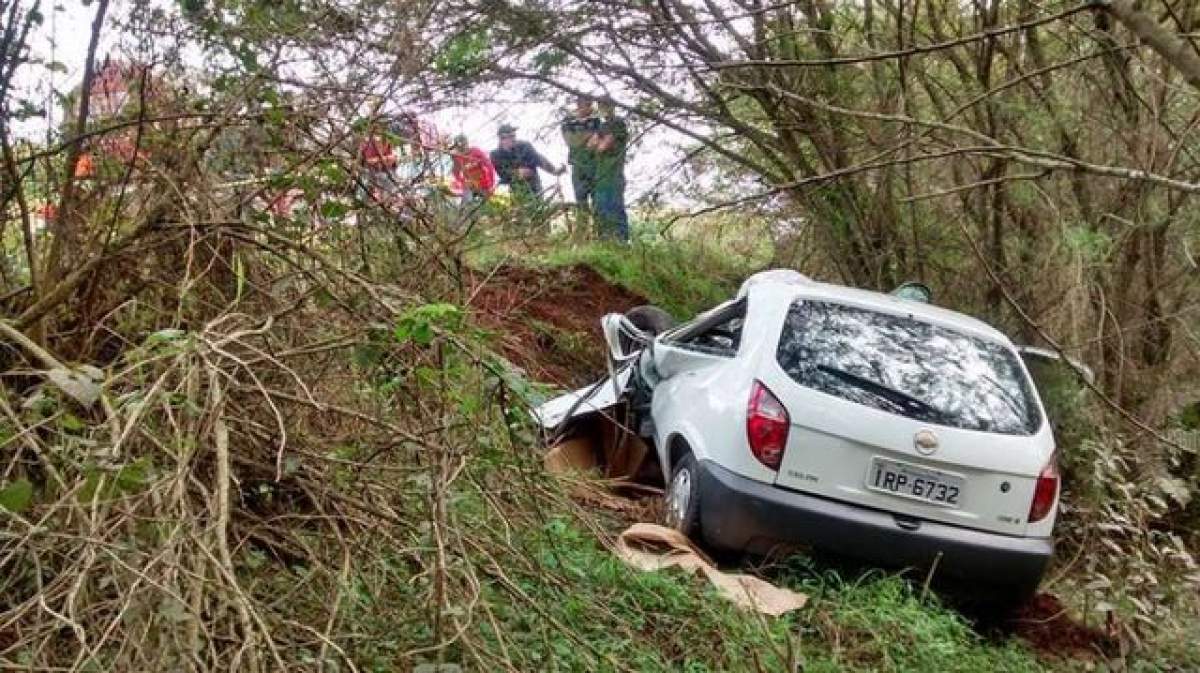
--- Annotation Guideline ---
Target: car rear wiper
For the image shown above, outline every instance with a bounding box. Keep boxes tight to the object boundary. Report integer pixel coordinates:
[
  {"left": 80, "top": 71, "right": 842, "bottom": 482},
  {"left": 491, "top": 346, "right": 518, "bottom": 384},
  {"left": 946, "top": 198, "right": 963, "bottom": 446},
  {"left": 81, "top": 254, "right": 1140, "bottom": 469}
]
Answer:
[
  {"left": 979, "top": 373, "right": 1028, "bottom": 425},
  {"left": 816, "top": 365, "right": 950, "bottom": 422}
]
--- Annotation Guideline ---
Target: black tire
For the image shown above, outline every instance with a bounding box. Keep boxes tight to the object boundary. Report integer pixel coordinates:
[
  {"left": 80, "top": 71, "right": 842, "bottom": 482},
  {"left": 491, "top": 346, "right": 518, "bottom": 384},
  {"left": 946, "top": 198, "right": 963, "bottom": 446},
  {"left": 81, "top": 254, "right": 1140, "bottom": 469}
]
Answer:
[
  {"left": 664, "top": 451, "right": 702, "bottom": 540},
  {"left": 625, "top": 304, "right": 676, "bottom": 335},
  {"left": 950, "top": 580, "right": 1040, "bottom": 628},
  {"left": 621, "top": 305, "right": 676, "bottom": 354},
  {"left": 983, "top": 582, "right": 1041, "bottom": 621}
]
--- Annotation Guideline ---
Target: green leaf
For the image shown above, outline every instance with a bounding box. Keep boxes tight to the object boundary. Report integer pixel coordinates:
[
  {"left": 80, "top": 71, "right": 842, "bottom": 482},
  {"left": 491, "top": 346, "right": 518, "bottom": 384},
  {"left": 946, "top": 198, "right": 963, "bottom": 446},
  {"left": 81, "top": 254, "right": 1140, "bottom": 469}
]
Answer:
[
  {"left": 411, "top": 321, "right": 434, "bottom": 346},
  {"left": 146, "top": 328, "right": 187, "bottom": 346},
  {"left": 60, "top": 413, "right": 85, "bottom": 432},
  {"left": 116, "top": 458, "right": 151, "bottom": 494},
  {"left": 0, "top": 479, "right": 34, "bottom": 513},
  {"left": 434, "top": 28, "right": 490, "bottom": 77},
  {"left": 234, "top": 252, "right": 246, "bottom": 303},
  {"left": 320, "top": 162, "right": 347, "bottom": 187},
  {"left": 320, "top": 200, "right": 349, "bottom": 220},
  {"left": 532, "top": 48, "right": 567, "bottom": 74},
  {"left": 239, "top": 47, "right": 259, "bottom": 71},
  {"left": 77, "top": 468, "right": 102, "bottom": 503},
  {"left": 352, "top": 343, "right": 383, "bottom": 368},
  {"left": 313, "top": 288, "right": 334, "bottom": 308}
]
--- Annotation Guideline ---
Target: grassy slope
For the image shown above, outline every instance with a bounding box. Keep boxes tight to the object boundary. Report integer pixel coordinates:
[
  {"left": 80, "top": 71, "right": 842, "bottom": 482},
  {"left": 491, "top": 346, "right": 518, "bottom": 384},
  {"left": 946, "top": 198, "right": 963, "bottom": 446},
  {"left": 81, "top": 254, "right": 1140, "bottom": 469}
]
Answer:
[
  {"left": 478, "top": 515, "right": 1042, "bottom": 672},
  {"left": 537, "top": 241, "right": 754, "bottom": 318}
]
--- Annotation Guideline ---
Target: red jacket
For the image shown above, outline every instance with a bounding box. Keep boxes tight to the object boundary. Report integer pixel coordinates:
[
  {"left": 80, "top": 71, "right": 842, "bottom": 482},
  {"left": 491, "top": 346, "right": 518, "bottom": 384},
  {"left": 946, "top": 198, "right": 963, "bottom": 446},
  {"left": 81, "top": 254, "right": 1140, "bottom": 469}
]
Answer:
[
  {"left": 359, "top": 136, "right": 397, "bottom": 170},
  {"left": 451, "top": 147, "right": 497, "bottom": 195}
]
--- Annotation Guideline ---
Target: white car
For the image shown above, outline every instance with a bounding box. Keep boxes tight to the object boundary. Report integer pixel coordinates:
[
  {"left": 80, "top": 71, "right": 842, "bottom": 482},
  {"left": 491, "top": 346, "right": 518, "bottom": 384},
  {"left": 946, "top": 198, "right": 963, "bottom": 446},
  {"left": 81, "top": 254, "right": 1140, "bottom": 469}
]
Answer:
[{"left": 538, "top": 270, "right": 1063, "bottom": 601}]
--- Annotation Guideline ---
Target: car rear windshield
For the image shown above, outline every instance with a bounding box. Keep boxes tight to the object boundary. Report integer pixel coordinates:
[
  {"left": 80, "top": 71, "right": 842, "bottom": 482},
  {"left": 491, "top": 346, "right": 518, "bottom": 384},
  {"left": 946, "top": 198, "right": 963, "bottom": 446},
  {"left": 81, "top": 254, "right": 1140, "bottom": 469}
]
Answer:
[{"left": 776, "top": 300, "right": 1042, "bottom": 435}]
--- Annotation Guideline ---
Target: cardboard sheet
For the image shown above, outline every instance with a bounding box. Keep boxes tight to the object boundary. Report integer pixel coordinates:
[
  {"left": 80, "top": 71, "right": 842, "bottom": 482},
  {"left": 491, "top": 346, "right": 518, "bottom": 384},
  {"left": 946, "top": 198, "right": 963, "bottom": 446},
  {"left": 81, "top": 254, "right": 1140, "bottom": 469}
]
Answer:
[
  {"left": 615, "top": 523, "right": 808, "bottom": 616},
  {"left": 543, "top": 419, "right": 649, "bottom": 480}
]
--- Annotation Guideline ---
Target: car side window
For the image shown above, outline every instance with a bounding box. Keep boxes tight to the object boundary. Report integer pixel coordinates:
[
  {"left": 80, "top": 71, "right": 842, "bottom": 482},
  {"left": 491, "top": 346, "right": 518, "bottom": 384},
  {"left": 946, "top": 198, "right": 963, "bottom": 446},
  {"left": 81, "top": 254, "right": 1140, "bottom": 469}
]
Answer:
[{"left": 671, "top": 300, "right": 747, "bottom": 357}]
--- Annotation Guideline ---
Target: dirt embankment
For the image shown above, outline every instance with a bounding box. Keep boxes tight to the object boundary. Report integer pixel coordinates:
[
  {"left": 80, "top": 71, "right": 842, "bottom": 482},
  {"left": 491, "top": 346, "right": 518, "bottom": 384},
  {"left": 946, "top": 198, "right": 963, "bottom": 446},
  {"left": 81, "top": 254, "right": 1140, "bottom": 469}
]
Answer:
[
  {"left": 1011, "top": 592, "right": 1117, "bottom": 663},
  {"left": 468, "top": 264, "right": 649, "bottom": 387}
]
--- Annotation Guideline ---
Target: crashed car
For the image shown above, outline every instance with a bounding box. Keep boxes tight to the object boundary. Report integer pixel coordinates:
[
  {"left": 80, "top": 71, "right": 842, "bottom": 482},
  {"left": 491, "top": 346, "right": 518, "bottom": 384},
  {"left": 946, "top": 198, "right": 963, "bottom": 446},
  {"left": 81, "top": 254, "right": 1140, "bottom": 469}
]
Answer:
[{"left": 537, "top": 270, "right": 1067, "bottom": 601}]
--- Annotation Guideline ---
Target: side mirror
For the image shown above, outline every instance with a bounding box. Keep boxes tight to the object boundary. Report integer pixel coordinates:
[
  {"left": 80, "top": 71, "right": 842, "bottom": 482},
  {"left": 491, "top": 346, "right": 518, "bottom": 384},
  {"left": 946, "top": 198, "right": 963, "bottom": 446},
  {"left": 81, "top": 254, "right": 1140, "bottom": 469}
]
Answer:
[
  {"left": 890, "top": 281, "right": 933, "bottom": 303},
  {"left": 1017, "top": 346, "right": 1095, "bottom": 385}
]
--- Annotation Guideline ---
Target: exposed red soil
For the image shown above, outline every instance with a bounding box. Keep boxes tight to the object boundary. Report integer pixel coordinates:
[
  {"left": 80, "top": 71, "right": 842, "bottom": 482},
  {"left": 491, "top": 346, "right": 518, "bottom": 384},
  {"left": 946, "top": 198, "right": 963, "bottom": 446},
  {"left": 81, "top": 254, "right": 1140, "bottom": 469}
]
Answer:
[
  {"left": 467, "top": 264, "right": 649, "bottom": 387},
  {"left": 1010, "top": 592, "right": 1117, "bottom": 661}
]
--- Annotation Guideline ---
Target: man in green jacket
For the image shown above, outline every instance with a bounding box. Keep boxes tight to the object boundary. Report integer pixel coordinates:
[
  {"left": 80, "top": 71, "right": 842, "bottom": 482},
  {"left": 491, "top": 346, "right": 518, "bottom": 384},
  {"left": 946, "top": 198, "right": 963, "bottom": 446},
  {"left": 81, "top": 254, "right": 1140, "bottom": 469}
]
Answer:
[
  {"left": 590, "top": 96, "right": 630, "bottom": 242},
  {"left": 560, "top": 95, "right": 601, "bottom": 232}
]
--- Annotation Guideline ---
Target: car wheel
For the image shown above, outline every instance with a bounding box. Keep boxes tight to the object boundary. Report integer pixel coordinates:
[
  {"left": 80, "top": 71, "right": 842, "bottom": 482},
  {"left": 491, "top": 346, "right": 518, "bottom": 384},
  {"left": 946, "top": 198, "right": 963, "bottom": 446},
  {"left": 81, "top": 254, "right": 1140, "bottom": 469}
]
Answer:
[
  {"left": 981, "top": 582, "right": 1041, "bottom": 622},
  {"left": 626, "top": 304, "right": 676, "bottom": 334},
  {"left": 622, "top": 305, "right": 676, "bottom": 355},
  {"left": 664, "top": 452, "right": 702, "bottom": 538}
]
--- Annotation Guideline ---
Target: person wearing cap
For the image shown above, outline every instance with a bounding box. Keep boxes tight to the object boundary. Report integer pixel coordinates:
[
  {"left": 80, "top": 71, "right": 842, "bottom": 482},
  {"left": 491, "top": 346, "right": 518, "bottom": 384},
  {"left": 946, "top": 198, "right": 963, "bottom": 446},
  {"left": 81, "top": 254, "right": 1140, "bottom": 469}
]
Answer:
[
  {"left": 590, "top": 96, "right": 630, "bottom": 242},
  {"left": 560, "top": 96, "right": 601, "bottom": 230},
  {"left": 489, "top": 124, "right": 564, "bottom": 205},
  {"left": 450, "top": 134, "right": 497, "bottom": 204}
]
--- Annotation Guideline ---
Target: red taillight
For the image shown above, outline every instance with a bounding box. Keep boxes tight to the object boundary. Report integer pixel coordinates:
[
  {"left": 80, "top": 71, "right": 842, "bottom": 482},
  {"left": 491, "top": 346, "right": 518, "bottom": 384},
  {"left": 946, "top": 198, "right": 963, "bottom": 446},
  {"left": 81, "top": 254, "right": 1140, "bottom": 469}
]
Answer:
[
  {"left": 1028, "top": 457, "right": 1060, "bottom": 523},
  {"left": 747, "top": 380, "right": 789, "bottom": 470}
]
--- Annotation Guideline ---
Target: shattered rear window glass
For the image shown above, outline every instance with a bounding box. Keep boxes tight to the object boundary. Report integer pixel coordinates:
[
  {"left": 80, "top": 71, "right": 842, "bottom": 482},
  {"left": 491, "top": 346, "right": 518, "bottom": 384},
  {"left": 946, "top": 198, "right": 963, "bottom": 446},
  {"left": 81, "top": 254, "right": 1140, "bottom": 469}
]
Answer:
[{"left": 776, "top": 301, "right": 1042, "bottom": 435}]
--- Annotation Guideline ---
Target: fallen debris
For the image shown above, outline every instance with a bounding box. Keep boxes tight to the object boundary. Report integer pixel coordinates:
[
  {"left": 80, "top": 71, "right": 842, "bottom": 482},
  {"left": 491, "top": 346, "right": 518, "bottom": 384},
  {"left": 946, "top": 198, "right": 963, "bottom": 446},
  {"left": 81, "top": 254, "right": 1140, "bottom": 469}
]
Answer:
[
  {"left": 615, "top": 523, "right": 808, "bottom": 616},
  {"left": 542, "top": 411, "right": 650, "bottom": 481}
]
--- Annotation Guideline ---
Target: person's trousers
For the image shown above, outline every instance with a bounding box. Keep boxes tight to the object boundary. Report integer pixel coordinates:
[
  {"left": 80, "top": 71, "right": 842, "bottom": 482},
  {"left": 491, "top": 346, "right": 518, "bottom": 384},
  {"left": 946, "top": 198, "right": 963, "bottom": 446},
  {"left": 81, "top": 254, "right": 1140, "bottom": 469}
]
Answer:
[
  {"left": 593, "top": 176, "right": 629, "bottom": 242},
  {"left": 571, "top": 168, "right": 594, "bottom": 210}
]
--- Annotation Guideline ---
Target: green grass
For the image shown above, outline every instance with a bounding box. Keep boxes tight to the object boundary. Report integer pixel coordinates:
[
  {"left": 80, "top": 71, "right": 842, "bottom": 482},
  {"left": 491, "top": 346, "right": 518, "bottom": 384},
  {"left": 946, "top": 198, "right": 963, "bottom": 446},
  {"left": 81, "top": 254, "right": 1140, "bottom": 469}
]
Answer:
[
  {"left": 538, "top": 239, "right": 761, "bottom": 319},
  {"left": 785, "top": 567, "right": 1043, "bottom": 672},
  {"left": 455, "top": 508, "right": 1046, "bottom": 672},
  {"left": 466, "top": 215, "right": 770, "bottom": 319}
]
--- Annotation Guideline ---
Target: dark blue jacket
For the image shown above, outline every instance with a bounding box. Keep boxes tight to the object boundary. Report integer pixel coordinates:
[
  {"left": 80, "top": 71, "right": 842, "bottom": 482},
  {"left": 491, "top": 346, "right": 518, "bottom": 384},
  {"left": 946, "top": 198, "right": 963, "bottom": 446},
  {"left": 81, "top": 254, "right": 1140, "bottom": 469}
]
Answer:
[{"left": 490, "top": 141, "right": 555, "bottom": 194}]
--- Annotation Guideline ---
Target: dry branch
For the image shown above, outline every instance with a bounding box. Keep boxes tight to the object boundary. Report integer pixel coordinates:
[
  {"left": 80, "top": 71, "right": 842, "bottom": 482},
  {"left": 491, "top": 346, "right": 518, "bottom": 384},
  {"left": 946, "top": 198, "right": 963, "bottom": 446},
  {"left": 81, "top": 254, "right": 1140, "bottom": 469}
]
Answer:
[{"left": 1101, "top": 0, "right": 1200, "bottom": 91}]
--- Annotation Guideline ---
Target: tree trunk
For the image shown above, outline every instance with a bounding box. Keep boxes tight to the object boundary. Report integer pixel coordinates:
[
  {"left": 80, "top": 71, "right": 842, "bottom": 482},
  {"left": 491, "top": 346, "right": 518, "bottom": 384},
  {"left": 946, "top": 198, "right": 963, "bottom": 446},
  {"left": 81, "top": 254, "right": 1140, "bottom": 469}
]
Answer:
[{"left": 1102, "top": 0, "right": 1200, "bottom": 91}]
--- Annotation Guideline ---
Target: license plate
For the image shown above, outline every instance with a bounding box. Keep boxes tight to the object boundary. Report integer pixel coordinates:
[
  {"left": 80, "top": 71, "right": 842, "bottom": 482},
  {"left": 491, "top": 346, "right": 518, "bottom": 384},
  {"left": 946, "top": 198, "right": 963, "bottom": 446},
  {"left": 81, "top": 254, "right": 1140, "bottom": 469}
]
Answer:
[{"left": 867, "top": 458, "right": 964, "bottom": 507}]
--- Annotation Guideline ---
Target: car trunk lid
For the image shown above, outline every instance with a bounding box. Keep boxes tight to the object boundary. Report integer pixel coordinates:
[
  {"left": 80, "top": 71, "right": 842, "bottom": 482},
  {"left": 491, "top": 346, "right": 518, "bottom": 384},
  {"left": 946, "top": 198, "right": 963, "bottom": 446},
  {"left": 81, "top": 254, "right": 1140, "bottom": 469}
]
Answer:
[{"left": 765, "top": 376, "right": 1052, "bottom": 537}]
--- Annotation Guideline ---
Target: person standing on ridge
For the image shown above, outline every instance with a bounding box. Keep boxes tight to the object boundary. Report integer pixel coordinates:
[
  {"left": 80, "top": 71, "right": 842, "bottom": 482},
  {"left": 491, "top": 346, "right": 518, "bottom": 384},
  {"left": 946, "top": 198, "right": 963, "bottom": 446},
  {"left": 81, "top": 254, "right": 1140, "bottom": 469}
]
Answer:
[
  {"left": 560, "top": 95, "right": 600, "bottom": 234},
  {"left": 450, "top": 134, "right": 497, "bottom": 204},
  {"left": 357, "top": 117, "right": 399, "bottom": 204},
  {"left": 590, "top": 96, "right": 630, "bottom": 242},
  {"left": 489, "top": 124, "right": 564, "bottom": 207}
]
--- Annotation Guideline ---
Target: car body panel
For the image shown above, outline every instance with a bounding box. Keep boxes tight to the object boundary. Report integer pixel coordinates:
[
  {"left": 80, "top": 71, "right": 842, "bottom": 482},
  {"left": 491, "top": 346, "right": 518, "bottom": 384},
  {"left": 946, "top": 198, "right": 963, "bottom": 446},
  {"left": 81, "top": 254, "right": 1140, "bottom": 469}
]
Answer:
[
  {"left": 533, "top": 365, "right": 632, "bottom": 431},
  {"left": 649, "top": 353, "right": 778, "bottom": 485}
]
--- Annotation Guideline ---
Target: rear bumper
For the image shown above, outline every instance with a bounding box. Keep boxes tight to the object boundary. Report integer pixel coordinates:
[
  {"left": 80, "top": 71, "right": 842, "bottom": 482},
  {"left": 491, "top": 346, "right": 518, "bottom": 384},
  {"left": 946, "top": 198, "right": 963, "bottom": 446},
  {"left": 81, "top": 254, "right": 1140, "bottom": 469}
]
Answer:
[{"left": 696, "top": 459, "right": 1052, "bottom": 590}]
